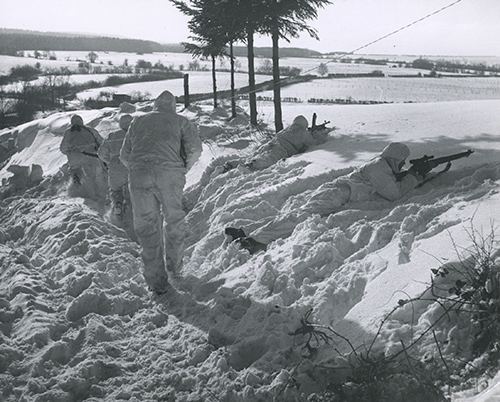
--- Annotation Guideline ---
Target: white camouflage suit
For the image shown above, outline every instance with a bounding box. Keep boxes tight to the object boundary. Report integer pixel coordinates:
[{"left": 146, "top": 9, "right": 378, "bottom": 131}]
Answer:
[
  {"left": 98, "top": 114, "right": 133, "bottom": 216},
  {"left": 247, "top": 115, "right": 315, "bottom": 170},
  {"left": 60, "top": 115, "right": 105, "bottom": 200},
  {"left": 251, "top": 142, "right": 423, "bottom": 244},
  {"left": 120, "top": 91, "right": 202, "bottom": 293}
]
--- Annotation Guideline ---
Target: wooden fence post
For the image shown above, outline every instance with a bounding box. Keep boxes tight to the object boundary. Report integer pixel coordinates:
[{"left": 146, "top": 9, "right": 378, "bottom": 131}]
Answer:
[{"left": 183, "top": 74, "right": 190, "bottom": 108}]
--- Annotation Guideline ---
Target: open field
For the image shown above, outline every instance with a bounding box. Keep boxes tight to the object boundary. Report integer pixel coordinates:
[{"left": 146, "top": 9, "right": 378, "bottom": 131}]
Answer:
[
  {"left": 4, "top": 51, "right": 429, "bottom": 76},
  {"left": 353, "top": 53, "right": 500, "bottom": 66},
  {"left": 0, "top": 54, "right": 81, "bottom": 75},
  {"left": 259, "top": 76, "right": 500, "bottom": 103},
  {"left": 2, "top": 73, "right": 135, "bottom": 92},
  {"left": 3, "top": 51, "right": 499, "bottom": 78},
  {"left": 52, "top": 51, "right": 430, "bottom": 76},
  {"left": 3, "top": 51, "right": 500, "bottom": 115},
  {"left": 76, "top": 71, "right": 272, "bottom": 100}
]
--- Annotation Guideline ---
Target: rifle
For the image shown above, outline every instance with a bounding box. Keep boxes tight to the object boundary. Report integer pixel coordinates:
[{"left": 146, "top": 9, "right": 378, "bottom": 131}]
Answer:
[
  {"left": 395, "top": 149, "right": 474, "bottom": 181},
  {"left": 82, "top": 151, "right": 108, "bottom": 170}
]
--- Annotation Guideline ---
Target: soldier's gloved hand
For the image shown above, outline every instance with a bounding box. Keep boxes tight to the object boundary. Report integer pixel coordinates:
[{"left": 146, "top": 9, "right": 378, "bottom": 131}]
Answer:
[
  {"left": 407, "top": 165, "right": 421, "bottom": 177},
  {"left": 418, "top": 162, "right": 433, "bottom": 176},
  {"left": 407, "top": 166, "right": 426, "bottom": 181}
]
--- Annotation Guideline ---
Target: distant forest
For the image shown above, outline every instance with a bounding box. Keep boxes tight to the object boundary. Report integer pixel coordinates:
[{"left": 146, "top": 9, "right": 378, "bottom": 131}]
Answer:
[
  {"left": 0, "top": 28, "right": 322, "bottom": 58},
  {"left": 0, "top": 29, "right": 169, "bottom": 54}
]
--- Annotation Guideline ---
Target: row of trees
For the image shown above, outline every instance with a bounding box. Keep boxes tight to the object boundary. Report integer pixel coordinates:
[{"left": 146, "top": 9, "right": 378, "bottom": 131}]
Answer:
[{"left": 172, "top": 0, "right": 331, "bottom": 132}]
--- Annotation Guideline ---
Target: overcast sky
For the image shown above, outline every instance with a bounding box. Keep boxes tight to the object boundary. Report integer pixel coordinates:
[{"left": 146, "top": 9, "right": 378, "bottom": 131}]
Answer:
[{"left": 1, "top": 0, "right": 499, "bottom": 56}]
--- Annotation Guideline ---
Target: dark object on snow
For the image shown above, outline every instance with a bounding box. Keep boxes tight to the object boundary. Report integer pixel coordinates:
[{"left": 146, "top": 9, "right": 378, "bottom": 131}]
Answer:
[
  {"left": 235, "top": 237, "right": 267, "bottom": 255},
  {"left": 225, "top": 227, "right": 266, "bottom": 254},
  {"left": 309, "top": 112, "right": 330, "bottom": 133},
  {"left": 225, "top": 227, "right": 247, "bottom": 241},
  {"left": 395, "top": 149, "right": 474, "bottom": 181}
]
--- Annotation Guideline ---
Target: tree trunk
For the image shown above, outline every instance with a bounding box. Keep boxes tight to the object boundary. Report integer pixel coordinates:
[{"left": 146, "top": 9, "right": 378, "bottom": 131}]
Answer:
[
  {"left": 230, "top": 41, "right": 236, "bottom": 119},
  {"left": 211, "top": 55, "right": 217, "bottom": 109},
  {"left": 183, "top": 73, "right": 190, "bottom": 108},
  {"left": 272, "top": 21, "right": 283, "bottom": 132},
  {"left": 247, "top": 26, "right": 257, "bottom": 126}
]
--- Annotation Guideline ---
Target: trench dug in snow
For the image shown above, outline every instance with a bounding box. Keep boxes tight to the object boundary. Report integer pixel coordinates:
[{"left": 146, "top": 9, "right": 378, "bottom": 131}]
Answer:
[{"left": 0, "top": 100, "right": 499, "bottom": 401}]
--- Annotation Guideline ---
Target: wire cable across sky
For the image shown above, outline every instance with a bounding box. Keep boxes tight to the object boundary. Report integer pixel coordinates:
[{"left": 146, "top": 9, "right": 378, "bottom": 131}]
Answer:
[{"left": 252, "top": 0, "right": 467, "bottom": 95}]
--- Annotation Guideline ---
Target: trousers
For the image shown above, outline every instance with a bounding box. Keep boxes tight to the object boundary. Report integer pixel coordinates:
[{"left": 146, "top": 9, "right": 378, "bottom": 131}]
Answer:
[{"left": 129, "top": 166, "right": 186, "bottom": 292}]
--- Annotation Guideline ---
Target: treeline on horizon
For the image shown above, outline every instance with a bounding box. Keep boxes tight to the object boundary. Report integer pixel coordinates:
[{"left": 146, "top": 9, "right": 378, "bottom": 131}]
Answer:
[{"left": 0, "top": 29, "right": 322, "bottom": 58}]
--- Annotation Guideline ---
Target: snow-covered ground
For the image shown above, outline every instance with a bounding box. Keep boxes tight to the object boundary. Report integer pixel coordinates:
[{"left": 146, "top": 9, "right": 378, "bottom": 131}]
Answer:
[
  {"left": 2, "top": 74, "right": 135, "bottom": 93},
  {"left": 49, "top": 51, "right": 430, "bottom": 76},
  {"left": 76, "top": 71, "right": 273, "bottom": 101},
  {"left": 0, "top": 98, "right": 499, "bottom": 401},
  {"left": 259, "top": 77, "right": 500, "bottom": 103},
  {"left": 1, "top": 51, "right": 435, "bottom": 78},
  {"left": 0, "top": 55, "right": 81, "bottom": 75}
]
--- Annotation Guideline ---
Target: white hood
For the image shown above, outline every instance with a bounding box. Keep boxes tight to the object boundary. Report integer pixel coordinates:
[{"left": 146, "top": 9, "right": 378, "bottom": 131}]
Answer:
[
  {"left": 380, "top": 142, "right": 410, "bottom": 173},
  {"left": 153, "top": 91, "right": 176, "bottom": 113}
]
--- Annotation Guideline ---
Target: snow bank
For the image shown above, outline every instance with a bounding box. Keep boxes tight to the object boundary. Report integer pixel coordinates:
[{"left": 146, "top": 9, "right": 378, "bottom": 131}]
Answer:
[{"left": 0, "top": 99, "right": 499, "bottom": 401}]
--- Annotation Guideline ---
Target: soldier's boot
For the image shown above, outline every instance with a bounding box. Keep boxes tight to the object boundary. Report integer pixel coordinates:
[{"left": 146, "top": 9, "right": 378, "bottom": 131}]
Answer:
[
  {"left": 236, "top": 237, "right": 267, "bottom": 255},
  {"left": 224, "top": 227, "right": 247, "bottom": 241}
]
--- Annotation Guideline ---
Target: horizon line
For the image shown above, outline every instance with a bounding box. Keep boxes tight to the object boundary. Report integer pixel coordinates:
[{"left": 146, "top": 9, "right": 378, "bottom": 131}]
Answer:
[{"left": 1, "top": 26, "right": 499, "bottom": 59}]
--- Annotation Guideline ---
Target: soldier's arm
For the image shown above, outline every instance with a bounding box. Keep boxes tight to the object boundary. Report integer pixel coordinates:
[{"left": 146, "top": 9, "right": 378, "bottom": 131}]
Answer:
[
  {"left": 180, "top": 118, "right": 202, "bottom": 170},
  {"left": 60, "top": 132, "right": 72, "bottom": 155},
  {"left": 119, "top": 125, "right": 133, "bottom": 168},
  {"left": 366, "top": 164, "right": 420, "bottom": 201},
  {"left": 97, "top": 138, "right": 111, "bottom": 164},
  {"left": 89, "top": 127, "right": 104, "bottom": 147}
]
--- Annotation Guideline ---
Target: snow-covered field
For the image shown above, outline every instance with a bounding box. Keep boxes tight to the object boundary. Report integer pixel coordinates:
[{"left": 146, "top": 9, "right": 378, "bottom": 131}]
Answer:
[
  {"left": 49, "top": 51, "right": 500, "bottom": 76},
  {"left": 76, "top": 71, "right": 273, "bottom": 100},
  {"left": 0, "top": 96, "right": 499, "bottom": 401},
  {"left": 2, "top": 74, "right": 135, "bottom": 93},
  {"left": 3, "top": 51, "right": 430, "bottom": 77},
  {"left": 0, "top": 55, "right": 81, "bottom": 75},
  {"left": 259, "top": 77, "right": 500, "bottom": 103}
]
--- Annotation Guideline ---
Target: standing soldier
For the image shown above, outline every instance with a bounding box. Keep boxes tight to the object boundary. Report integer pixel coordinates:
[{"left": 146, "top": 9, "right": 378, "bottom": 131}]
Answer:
[
  {"left": 120, "top": 90, "right": 202, "bottom": 295},
  {"left": 60, "top": 114, "right": 105, "bottom": 200},
  {"left": 98, "top": 114, "right": 133, "bottom": 218}
]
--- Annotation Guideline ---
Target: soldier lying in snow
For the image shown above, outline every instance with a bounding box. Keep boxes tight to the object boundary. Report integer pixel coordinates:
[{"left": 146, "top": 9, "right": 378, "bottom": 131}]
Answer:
[
  {"left": 223, "top": 115, "right": 329, "bottom": 172},
  {"left": 225, "top": 142, "right": 445, "bottom": 254}
]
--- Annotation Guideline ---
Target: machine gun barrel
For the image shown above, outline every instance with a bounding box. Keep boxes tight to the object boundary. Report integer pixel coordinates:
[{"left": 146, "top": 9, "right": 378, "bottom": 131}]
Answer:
[{"left": 419, "top": 149, "right": 474, "bottom": 167}]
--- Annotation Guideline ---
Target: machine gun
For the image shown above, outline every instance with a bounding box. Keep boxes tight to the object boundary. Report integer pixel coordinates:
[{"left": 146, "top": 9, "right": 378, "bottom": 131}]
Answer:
[
  {"left": 395, "top": 149, "right": 474, "bottom": 181},
  {"left": 309, "top": 112, "right": 331, "bottom": 132}
]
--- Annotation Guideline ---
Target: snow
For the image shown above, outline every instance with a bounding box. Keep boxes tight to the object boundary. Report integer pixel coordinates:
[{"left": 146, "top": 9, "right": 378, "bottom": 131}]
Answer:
[
  {"left": 0, "top": 55, "right": 81, "bottom": 75},
  {"left": 76, "top": 71, "right": 272, "bottom": 101},
  {"left": 0, "top": 96, "right": 499, "bottom": 401},
  {"left": 259, "top": 77, "right": 500, "bottom": 103},
  {"left": 0, "top": 109, "right": 113, "bottom": 181},
  {"left": 3, "top": 74, "right": 135, "bottom": 93}
]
